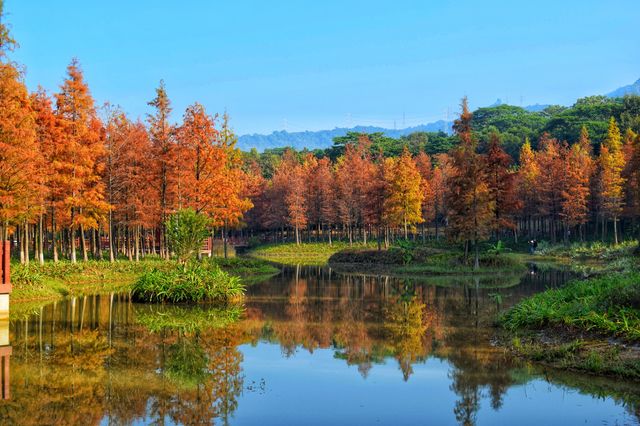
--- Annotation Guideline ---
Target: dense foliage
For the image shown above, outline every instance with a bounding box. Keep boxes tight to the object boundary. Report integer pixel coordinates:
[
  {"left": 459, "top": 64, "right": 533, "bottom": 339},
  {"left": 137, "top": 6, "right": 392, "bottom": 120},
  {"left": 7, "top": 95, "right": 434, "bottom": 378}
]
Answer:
[
  {"left": 166, "top": 209, "right": 211, "bottom": 264},
  {"left": 1, "top": 5, "right": 640, "bottom": 272}
]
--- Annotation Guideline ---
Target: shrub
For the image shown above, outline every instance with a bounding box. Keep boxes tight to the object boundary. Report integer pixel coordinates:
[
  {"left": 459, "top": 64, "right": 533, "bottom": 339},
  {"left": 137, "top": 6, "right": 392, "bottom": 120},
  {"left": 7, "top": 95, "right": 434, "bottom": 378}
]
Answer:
[
  {"left": 131, "top": 262, "right": 245, "bottom": 304},
  {"left": 166, "top": 208, "right": 210, "bottom": 264}
]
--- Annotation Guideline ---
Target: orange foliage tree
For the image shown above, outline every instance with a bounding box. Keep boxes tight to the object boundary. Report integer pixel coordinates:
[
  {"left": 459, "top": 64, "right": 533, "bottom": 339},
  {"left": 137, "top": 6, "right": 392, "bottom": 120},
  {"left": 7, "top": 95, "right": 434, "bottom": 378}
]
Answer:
[
  {"left": 446, "top": 98, "right": 494, "bottom": 268},
  {"left": 560, "top": 126, "right": 592, "bottom": 241},
  {"left": 147, "top": 80, "right": 176, "bottom": 258},
  {"left": 485, "top": 133, "right": 520, "bottom": 239},
  {"left": 598, "top": 117, "right": 626, "bottom": 244},
  {"left": 415, "top": 151, "right": 436, "bottom": 241},
  {"left": 383, "top": 147, "right": 424, "bottom": 239},
  {"left": 55, "top": 59, "right": 109, "bottom": 262}
]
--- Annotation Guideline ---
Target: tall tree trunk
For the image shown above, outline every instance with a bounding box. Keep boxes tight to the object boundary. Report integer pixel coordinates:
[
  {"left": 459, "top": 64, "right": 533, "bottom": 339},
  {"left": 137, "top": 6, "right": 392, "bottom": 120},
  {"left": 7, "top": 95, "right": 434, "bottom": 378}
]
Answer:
[
  {"left": 613, "top": 215, "right": 619, "bottom": 245},
  {"left": 70, "top": 225, "right": 77, "bottom": 263},
  {"left": 108, "top": 210, "right": 115, "bottom": 262},
  {"left": 135, "top": 226, "right": 140, "bottom": 262},
  {"left": 52, "top": 210, "right": 59, "bottom": 263},
  {"left": 38, "top": 214, "right": 44, "bottom": 265},
  {"left": 18, "top": 224, "right": 24, "bottom": 264},
  {"left": 127, "top": 227, "right": 133, "bottom": 261},
  {"left": 208, "top": 228, "right": 214, "bottom": 258},
  {"left": 403, "top": 217, "right": 408, "bottom": 239},
  {"left": 24, "top": 221, "right": 30, "bottom": 266},
  {"left": 473, "top": 238, "right": 479, "bottom": 271},
  {"left": 80, "top": 223, "right": 88, "bottom": 261},
  {"left": 223, "top": 221, "right": 229, "bottom": 258}
]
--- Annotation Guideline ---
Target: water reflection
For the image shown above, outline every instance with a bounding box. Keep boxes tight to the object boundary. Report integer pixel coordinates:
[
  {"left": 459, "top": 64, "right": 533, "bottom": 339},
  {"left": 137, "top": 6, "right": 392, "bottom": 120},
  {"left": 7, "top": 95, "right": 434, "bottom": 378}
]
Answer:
[{"left": 0, "top": 265, "right": 638, "bottom": 425}]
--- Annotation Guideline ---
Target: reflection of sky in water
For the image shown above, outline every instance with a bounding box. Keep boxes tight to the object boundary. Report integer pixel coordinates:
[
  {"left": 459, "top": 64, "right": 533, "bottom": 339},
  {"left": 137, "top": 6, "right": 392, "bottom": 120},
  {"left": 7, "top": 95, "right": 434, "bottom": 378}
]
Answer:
[
  {"left": 235, "top": 343, "right": 636, "bottom": 426},
  {"left": 4, "top": 265, "right": 639, "bottom": 426}
]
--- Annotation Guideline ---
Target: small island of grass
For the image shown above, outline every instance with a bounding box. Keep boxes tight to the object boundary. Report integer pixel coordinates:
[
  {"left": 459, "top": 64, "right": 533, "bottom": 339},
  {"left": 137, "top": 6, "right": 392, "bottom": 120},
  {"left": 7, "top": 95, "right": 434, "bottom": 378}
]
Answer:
[
  {"left": 131, "top": 208, "right": 251, "bottom": 304},
  {"left": 132, "top": 261, "right": 244, "bottom": 303}
]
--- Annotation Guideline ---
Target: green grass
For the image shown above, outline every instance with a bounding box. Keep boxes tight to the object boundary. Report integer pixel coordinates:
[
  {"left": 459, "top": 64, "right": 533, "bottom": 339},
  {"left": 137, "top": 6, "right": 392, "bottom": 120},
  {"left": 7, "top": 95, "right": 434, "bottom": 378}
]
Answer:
[
  {"left": 534, "top": 240, "right": 639, "bottom": 260},
  {"left": 395, "top": 252, "right": 527, "bottom": 275},
  {"left": 508, "top": 337, "right": 640, "bottom": 379},
  {"left": 10, "top": 256, "right": 277, "bottom": 304},
  {"left": 501, "top": 272, "right": 640, "bottom": 341},
  {"left": 249, "top": 241, "right": 377, "bottom": 265},
  {"left": 211, "top": 256, "right": 280, "bottom": 280},
  {"left": 10, "top": 260, "right": 153, "bottom": 302},
  {"left": 131, "top": 261, "right": 245, "bottom": 304}
]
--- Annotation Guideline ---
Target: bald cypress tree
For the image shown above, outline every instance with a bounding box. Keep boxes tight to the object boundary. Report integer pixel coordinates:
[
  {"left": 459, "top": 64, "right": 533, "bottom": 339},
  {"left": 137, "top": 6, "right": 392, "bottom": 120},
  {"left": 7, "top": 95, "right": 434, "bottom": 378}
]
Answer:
[
  {"left": 446, "top": 98, "right": 495, "bottom": 269},
  {"left": 599, "top": 117, "right": 626, "bottom": 245}
]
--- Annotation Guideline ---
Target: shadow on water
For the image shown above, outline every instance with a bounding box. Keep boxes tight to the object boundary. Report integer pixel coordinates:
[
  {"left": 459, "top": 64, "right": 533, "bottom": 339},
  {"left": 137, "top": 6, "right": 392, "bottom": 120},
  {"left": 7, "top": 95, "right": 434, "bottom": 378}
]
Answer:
[{"left": 0, "top": 263, "right": 637, "bottom": 425}]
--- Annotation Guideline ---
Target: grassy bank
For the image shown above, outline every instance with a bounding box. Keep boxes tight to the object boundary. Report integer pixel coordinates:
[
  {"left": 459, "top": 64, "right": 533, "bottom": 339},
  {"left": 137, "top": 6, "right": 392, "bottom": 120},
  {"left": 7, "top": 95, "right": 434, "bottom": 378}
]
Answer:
[
  {"left": 328, "top": 241, "right": 528, "bottom": 276},
  {"left": 249, "top": 242, "right": 377, "bottom": 265},
  {"left": 10, "top": 256, "right": 279, "bottom": 304},
  {"left": 250, "top": 240, "right": 528, "bottom": 273},
  {"left": 500, "top": 267, "right": 640, "bottom": 379}
]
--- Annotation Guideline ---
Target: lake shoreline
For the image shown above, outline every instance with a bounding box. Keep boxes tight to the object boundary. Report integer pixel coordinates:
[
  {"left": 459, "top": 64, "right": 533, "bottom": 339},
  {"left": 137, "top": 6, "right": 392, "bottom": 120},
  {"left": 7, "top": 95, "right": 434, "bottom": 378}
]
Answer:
[
  {"left": 9, "top": 257, "right": 279, "bottom": 307},
  {"left": 499, "top": 266, "right": 640, "bottom": 380}
]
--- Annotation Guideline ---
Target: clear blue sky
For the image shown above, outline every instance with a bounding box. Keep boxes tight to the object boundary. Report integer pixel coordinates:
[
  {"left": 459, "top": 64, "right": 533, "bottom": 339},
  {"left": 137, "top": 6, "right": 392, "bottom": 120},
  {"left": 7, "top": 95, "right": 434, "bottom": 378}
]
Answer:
[{"left": 5, "top": 0, "right": 640, "bottom": 134}]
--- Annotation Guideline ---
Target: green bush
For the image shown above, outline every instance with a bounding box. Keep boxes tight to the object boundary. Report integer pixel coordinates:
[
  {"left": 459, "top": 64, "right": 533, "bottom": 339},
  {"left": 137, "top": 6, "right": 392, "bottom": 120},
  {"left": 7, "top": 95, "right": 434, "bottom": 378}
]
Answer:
[
  {"left": 166, "top": 208, "right": 210, "bottom": 264},
  {"left": 131, "top": 262, "right": 245, "bottom": 304}
]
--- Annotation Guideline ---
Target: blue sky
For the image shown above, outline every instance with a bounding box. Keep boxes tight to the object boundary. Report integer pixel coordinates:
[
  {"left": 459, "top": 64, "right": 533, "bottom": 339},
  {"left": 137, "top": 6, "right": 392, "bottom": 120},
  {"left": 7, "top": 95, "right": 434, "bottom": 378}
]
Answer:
[{"left": 5, "top": 0, "right": 640, "bottom": 134}]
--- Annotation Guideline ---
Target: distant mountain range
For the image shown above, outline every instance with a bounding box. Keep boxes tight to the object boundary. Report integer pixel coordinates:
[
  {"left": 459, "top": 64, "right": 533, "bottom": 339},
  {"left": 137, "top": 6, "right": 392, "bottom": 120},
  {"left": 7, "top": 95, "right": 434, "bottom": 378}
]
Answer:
[
  {"left": 237, "top": 78, "right": 640, "bottom": 152},
  {"left": 489, "top": 98, "right": 550, "bottom": 112},
  {"left": 237, "top": 121, "right": 451, "bottom": 152},
  {"left": 606, "top": 78, "right": 640, "bottom": 98}
]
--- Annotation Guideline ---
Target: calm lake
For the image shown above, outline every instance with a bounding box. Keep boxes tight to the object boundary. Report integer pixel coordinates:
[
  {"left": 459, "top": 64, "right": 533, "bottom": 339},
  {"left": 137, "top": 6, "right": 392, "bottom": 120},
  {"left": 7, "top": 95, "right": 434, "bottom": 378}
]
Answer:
[{"left": 1, "top": 264, "right": 639, "bottom": 425}]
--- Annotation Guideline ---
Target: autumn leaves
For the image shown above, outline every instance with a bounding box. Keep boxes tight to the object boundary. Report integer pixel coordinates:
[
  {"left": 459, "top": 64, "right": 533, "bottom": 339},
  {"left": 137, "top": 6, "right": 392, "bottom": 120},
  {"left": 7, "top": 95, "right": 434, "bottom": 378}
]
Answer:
[
  {"left": 2, "top": 58, "right": 253, "bottom": 264},
  {"left": 252, "top": 135, "right": 429, "bottom": 247}
]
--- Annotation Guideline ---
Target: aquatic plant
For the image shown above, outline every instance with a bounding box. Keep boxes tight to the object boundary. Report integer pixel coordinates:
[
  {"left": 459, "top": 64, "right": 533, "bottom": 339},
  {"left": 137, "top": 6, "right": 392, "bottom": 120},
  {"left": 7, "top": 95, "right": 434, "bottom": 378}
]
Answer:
[{"left": 131, "top": 262, "right": 245, "bottom": 303}]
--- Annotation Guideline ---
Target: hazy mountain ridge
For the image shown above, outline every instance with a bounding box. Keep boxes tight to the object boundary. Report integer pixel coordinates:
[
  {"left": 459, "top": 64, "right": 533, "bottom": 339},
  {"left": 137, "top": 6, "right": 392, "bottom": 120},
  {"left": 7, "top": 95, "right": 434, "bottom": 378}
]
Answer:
[
  {"left": 238, "top": 78, "right": 640, "bottom": 152},
  {"left": 237, "top": 121, "right": 451, "bottom": 151},
  {"left": 606, "top": 78, "right": 640, "bottom": 98}
]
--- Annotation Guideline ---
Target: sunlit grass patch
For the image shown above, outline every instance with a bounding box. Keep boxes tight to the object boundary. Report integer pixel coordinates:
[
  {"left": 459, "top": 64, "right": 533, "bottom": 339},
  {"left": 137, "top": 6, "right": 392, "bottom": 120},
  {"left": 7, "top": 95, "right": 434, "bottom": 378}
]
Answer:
[
  {"left": 249, "top": 241, "right": 377, "bottom": 265},
  {"left": 131, "top": 262, "right": 245, "bottom": 304},
  {"left": 501, "top": 272, "right": 640, "bottom": 341}
]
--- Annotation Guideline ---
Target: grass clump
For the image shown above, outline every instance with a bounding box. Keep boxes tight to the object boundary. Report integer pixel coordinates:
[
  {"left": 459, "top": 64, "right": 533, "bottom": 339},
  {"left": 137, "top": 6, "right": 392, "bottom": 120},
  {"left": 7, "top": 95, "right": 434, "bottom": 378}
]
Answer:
[
  {"left": 210, "top": 256, "right": 280, "bottom": 277},
  {"left": 508, "top": 337, "right": 640, "bottom": 379},
  {"left": 250, "top": 241, "right": 376, "bottom": 265},
  {"left": 501, "top": 272, "right": 640, "bottom": 341},
  {"left": 10, "top": 260, "right": 154, "bottom": 302},
  {"left": 536, "top": 240, "right": 638, "bottom": 261},
  {"left": 132, "top": 262, "right": 245, "bottom": 304}
]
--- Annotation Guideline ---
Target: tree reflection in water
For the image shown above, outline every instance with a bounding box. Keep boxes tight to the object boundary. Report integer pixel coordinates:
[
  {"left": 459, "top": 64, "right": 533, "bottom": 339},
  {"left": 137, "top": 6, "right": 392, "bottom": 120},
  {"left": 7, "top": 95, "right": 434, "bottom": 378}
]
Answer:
[{"left": 1, "top": 265, "right": 638, "bottom": 425}]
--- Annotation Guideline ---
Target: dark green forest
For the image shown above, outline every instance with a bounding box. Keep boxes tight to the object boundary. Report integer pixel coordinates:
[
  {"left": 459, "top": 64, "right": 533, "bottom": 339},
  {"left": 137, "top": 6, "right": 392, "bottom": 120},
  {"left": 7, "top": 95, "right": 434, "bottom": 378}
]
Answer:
[{"left": 246, "top": 95, "right": 640, "bottom": 170}]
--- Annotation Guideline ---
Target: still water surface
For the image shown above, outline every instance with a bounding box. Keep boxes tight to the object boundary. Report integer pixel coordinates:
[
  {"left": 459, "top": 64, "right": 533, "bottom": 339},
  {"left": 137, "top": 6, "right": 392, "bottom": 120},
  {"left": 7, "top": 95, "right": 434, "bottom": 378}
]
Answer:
[{"left": 1, "top": 264, "right": 639, "bottom": 425}]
